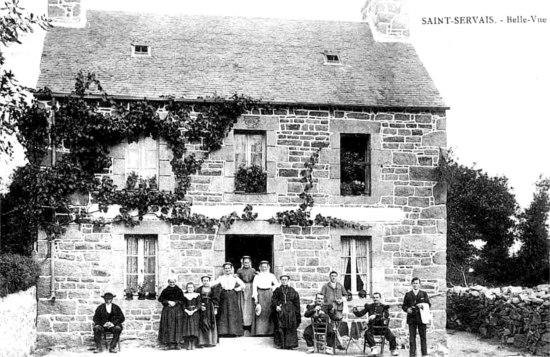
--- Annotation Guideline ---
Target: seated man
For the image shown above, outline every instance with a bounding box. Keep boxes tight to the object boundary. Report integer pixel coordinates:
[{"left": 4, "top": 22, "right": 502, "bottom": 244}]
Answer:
[
  {"left": 303, "top": 293, "right": 340, "bottom": 355},
  {"left": 352, "top": 292, "right": 398, "bottom": 356},
  {"left": 93, "top": 292, "right": 125, "bottom": 353}
]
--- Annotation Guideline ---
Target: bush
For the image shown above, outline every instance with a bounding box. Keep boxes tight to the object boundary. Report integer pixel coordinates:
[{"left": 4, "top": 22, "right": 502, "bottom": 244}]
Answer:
[
  {"left": 235, "top": 164, "right": 267, "bottom": 193},
  {"left": 0, "top": 253, "right": 40, "bottom": 298}
]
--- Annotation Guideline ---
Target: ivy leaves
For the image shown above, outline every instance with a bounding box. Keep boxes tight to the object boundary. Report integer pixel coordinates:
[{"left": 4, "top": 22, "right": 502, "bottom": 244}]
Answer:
[{"left": 268, "top": 148, "right": 370, "bottom": 230}]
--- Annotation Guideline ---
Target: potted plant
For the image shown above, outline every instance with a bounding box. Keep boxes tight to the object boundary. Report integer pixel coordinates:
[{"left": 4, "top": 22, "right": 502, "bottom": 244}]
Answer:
[
  {"left": 148, "top": 175, "right": 158, "bottom": 190},
  {"left": 146, "top": 291, "right": 157, "bottom": 300},
  {"left": 138, "top": 177, "right": 147, "bottom": 190},
  {"left": 124, "top": 287, "right": 136, "bottom": 300},
  {"left": 126, "top": 171, "right": 138, "bottom": 190},
  {"left": 235, "top": 164, "right": 267, "bottom": 193},
  {"left": 136, "top": 280, "right": 149, "bottom": 300}
]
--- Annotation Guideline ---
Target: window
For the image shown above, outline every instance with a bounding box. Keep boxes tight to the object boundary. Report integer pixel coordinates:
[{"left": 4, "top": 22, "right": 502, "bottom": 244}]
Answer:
[
  {"left": 126, "top": 235, "right": 157, "bottom": 294},
  {"left": 323, "top": 53, "right": 342, "bottom": 65},
  {"left": 341, "top": 236, "right": 371, "bottom": 295},
  {"left": 234, "top": 131, "right": 267, "bottom": 193},
  {"left": 234, "top": 131, "right": 266, "bottom": 168},
  {"left": 340, "top": 134, "right": 371, "bottom": 195},
  {"left": 132, "top": 44, "right": 150, "bottom": 56},
  {"left": 126, "top": 136, "right": 159, "bottom": 187}
]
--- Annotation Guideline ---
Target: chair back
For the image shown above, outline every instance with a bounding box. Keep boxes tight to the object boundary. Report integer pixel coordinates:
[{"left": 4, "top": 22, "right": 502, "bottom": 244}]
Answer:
[{"left": 371, "top": 317, "right": 390, "bottom": 336}]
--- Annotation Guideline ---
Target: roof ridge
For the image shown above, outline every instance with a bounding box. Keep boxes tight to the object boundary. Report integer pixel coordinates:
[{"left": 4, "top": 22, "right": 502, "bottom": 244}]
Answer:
[{"left": 85, "top": 9, "right": 366, "bottom": 24}]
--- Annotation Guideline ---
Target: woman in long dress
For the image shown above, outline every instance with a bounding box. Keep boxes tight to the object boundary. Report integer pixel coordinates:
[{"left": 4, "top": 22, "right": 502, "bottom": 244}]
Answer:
[
  {"left": 272, "top": 275, "right": 301, "bottom": 349},
  {"left": 157, "top": 278, "right": 184, "bottom": 350},
  {"left": 196, "top": 276, "right": 220, "bottom": 347},
  {"left": 236, "top": 256, "right": 256, "bottom": 335},
  {"left": 182, "top": 282, "right": 200, "bottom": 350},
  {"left": 252, "top": 260, "right": 279, "bottom": 336},
  {"left": 211, "top": 262, "right": 246, "bottom": 336}
]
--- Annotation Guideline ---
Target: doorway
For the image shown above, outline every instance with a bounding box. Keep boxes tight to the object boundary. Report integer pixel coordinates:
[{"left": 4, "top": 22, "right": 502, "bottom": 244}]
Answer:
[{"left": 225, "top": 235, "right": 274, "bottom": 271}]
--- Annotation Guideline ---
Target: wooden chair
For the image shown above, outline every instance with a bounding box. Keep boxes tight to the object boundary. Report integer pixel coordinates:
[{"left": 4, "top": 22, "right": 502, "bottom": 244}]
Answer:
[
  {"left": 363, "top": 318, "right": 390, "bottom": 356},
  {"left": 104, "top": 330, "right": 121, "bottom": 352},
  {"left": 312, "top": 317, "right": 331, "bottom": 353}
]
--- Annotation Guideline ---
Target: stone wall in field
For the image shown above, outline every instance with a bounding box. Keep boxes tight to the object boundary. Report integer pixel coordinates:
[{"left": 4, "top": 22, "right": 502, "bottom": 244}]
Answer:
[
  {"left": 447, "top": 285, "right": 550, "bottom": 356},
  {"left": 0, "top": 287, "right": 37, "bottom": 357}
]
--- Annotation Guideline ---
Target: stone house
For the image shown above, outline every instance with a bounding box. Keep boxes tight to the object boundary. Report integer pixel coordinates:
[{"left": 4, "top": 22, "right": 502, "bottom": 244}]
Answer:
[{"left": 35, "top": 0, "right": 448, "bottom": 349}]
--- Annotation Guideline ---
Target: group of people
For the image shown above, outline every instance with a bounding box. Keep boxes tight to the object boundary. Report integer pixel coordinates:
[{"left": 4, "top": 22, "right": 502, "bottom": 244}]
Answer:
[
  {"left": 156, "top": 257, "right": 291, "bottom": 350},
  {"left": 92, "top": 260, "right": 432, "bottom": 356},
  {"left": 303, "top": 275, "right": 431, "bottom": 356}
]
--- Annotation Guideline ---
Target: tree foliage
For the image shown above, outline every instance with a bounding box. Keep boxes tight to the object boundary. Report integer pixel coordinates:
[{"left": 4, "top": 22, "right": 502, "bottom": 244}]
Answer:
[
  {"left": 513, "top": 177, "right": 550, "bottom": 286},
  {"left": 445, "top": 154, "right": 518, "bottom": 286},
  {"left": 0, "top": 0, "right": 50, "bottom": 157}
]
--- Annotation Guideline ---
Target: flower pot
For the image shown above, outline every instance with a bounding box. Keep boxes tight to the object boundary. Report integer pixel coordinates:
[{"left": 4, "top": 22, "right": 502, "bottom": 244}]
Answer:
[
  {"left": 138, "top": 293, "right": 146, "bottom": 300},
  {"left": 125, "top": 293, "right": 134, "bottom": 300},
  {"left": 147, "top": 293, "right": 157, "bottom": 300}
]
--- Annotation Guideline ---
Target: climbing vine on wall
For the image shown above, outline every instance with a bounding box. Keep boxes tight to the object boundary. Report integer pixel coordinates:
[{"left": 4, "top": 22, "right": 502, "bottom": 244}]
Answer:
[
  {"left": 3, "top": 71, "right": 368, "bottom": 254},
  {"left": 268, "top": 149, "right": 370, "bottom": 230},
  {"left": 2, "top": 72, "right": 261, "bottom": 252}
]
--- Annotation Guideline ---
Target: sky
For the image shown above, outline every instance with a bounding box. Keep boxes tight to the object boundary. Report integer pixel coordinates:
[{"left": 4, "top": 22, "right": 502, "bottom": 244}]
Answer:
[{"left": 1, "top": 0, "right": 549, "bottom": 208}]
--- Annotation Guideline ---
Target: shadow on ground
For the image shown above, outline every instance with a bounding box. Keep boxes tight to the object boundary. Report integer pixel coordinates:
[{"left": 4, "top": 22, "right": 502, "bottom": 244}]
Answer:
[{"left": 33, "top": 330, "right": 536, "bottom": 357}]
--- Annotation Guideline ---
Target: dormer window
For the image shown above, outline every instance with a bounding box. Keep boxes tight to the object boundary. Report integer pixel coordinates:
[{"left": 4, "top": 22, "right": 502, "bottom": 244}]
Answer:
[
  {"left": 323, "top": 52, "right": 342, "bottom": 65},
  {"left": 132, "top": 44, "right": 150, "bottom": 56}
]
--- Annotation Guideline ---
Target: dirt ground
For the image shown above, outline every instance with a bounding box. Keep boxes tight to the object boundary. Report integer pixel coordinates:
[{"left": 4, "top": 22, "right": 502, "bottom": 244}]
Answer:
[
  {"left": 447, "top": 329, "right": 535, "bottom": 357},
  {"left": 33, "top": 330, "right": 536, "bottom": 357}
]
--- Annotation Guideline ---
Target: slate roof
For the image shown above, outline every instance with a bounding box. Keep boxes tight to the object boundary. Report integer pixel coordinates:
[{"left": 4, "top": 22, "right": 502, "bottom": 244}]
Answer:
[{"left": 37, "top": 10, "right": 446, "bottom": 108}]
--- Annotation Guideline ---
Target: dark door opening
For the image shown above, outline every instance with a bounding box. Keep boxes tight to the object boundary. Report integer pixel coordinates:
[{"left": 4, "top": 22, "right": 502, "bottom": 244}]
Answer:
[{"left": 225, "top": 235, "right": 273, "bottom": 271}]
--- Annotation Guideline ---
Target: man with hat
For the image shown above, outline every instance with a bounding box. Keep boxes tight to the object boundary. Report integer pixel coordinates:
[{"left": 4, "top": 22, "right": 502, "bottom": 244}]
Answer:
[
  {"left": 237, "top": 255, "right": 256, "bottom": 336},
  {"left": 93, "top": 292, "right": 125, "bottom": 353},
  {"left": 272, "top": 275, "right": 301, "bottom": 349}
]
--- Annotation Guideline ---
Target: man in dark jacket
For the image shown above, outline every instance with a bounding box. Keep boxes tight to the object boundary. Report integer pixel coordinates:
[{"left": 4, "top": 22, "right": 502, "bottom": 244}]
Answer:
[
  {"left": 93, "top": 292, "right": 125, "bottom": 353},
  {"left": 303, "top": 293, "right": 340, "bottom": 354},
  {"left": 352, "top": 292, "right": 398, "bottom": 356},
  {"left": 402, "top": 277, "right": 431, "bottom": 357}
]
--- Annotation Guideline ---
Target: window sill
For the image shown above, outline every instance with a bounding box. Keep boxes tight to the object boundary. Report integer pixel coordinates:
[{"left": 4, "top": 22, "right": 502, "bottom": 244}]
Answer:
[
  {"left": 224, "top": 192, "right": 278, "bottom": 203},
  {"left": 118, "top": 298, "right": 159, "bottom": 308},
  {"left": 330, "top": 194, "right": 376, "bottom": 205}
]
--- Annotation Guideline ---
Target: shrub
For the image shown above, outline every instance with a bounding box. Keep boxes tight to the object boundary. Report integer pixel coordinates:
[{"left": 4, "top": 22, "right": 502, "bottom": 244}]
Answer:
[
  {"left": 0, "top": 253, "right": 40, "bottom": 298},
  {"left": 235, "top": 164, "right": 267, "bottom": 193}
]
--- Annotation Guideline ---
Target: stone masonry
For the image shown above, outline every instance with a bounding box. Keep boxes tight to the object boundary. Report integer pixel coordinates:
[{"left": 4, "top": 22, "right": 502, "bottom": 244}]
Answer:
[
  {"left": 362, "top": 0, "right": 410, "bottom": 40},
  {"left": 36, "top": 106, "right": 447, "bottom": 350},
  {"left": 48, "top": 0, "right": 85, "bottom": 27}
]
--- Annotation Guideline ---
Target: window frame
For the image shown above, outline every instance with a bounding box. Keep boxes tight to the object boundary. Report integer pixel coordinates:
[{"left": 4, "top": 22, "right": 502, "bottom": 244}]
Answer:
[
  {"left": 125, "top": 136, "right": 160, "bottom": 185},
  {"left": 340, "top": 236, "right": 372, "bottom": 296},
  {"left": 340, "top": 133, "right": 372, "bottom": 196},
  {"left": 234, "top": 130, "right": 267, "bottom": 170},
  {"left": 124, "top": 234, "right": 158, "bottom": 294},
  {"left": 323, "top": 52, "right": 342, "bottom": 65},
  {"left": 132, "top": 44, "right": 151, "bottom": 57}
]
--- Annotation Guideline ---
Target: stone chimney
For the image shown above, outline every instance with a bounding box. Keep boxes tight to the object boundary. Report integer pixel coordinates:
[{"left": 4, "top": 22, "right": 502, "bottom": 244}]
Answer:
[
  {"left": 361, "top": 0, "right": 409, "bottom": 42},
  {"left": 48, "top": 0, "right": 86, "bottom": 28}
]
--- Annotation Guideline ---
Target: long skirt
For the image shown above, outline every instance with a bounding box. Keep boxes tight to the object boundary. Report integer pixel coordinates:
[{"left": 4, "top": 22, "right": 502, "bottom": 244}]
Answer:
[
  {"left": 274, "top": 308, "right": 299, "bottom": 349},
  {"left": 158, "top": 305, "right": 184, "bottom": 344},
  {"left": 240, "top": 282, "right": 254, "bottom": 326},
  {"left": 217, "top": 290, "right": 244, "bottom": 336},
  {"left": 252, "top": 289, "right": 274, "bottom": 336},
  {"left": 183, "top": 310, "right": 200, "bottom": 337},
  {"left": 198, "top": 305, "right": 218, "bottom": 346}
]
